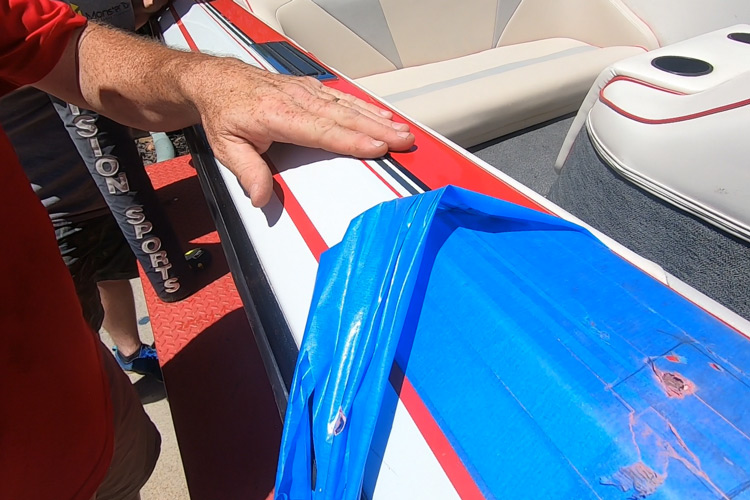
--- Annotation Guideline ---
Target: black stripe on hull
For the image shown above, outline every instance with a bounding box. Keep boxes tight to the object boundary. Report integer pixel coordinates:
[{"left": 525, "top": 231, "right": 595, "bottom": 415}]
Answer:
[
  {"left": 385, "top": 154, "right": 431, "bottom": 192},
  {"left": 372, "top": 158, "right": 420, "bottom": 196},
  {"left": 201, "top": 1, "right": 257, "bottom": 46}
]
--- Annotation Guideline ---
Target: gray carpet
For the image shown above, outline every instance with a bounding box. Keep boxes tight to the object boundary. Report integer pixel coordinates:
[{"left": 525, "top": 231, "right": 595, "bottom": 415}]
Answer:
[
  {"left": 471, "top": 119, "right": 749, "bottom": 320},
  {"left": 548, "top": 128, "right": 750, "bottom": 320},
  {"left": 469, "top": 115, "right": 574, "bottom": 197}
]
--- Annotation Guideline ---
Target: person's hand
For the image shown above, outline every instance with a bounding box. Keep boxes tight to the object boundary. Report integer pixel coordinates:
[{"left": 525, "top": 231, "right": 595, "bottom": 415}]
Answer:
[
  {"left": 38, "top": 22, "right": 414, "bottom": 205},
  {"left": 139, "top": 0, "right": 168, "bottom": 14},
  {"left": 134, "top": 0, "right": 169, "bottom": 28},
  {"left": 185, "top": 59, "right": 415, "bottom": 207}
]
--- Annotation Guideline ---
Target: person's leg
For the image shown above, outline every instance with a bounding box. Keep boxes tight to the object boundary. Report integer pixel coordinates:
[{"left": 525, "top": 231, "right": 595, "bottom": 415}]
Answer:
[
  {"left": 89, "top": 216, "right": 163, "bottom": 380},
  {"left": 98, "top": 279, "right": 141, "bottom": 357}
]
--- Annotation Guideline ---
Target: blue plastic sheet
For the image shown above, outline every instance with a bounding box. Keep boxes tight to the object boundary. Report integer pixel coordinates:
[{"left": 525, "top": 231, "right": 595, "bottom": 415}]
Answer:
[
  {"left": 273, "top": 186, "right": 589, "bottom": 499},
  {"left": 273, "top": 185, "right": 750, "bottom": 499}
]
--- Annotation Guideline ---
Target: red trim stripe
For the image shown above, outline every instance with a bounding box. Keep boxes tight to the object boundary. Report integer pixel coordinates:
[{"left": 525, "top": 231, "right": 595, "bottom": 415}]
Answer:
[
  {"left": 266, "top": 160, "right": 329, "bottom": 262},
  {"left": 601, "top": 75, "right": 684, "bottom": 96},
  {"left": 359, "top": 160, "right": 403, "bottom": 198},
  {"left": 168, "top": 4, "right": 199, "bottom": 52},
  {"left": 600, "top": 75, "right": 750, "bottom": 124},
  {"left": 210, "top": 0, "right": 288, "bottom": 43},
  {"left": 390, "top": 364, "right": 485, "bottom": 499}
]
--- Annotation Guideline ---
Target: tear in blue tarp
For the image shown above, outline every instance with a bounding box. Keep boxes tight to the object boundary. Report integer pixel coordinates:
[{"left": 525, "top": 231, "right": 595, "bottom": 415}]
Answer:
[
  {"left": 273, "top": 186, "right": 590, "bottom": 500},
  {"left": 273, "top": 185, "right": 750, "bottom": 500}
]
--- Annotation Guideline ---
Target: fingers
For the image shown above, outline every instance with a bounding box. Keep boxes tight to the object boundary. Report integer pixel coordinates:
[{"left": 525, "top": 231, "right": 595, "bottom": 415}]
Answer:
[
  {"left": 329, "top": 96, "right": 409, "bottom": 132},
  {"left": 310, "top": 87, "right": 412, "bottom": 141},
  {"left": 323, "top": 108, "right": 414, "bottom": 153},
  {"left": 213, "top": 137, "right": 274, "bottom": 207},
  {"left": 265, "top": 85, "right": 415, "bottom": 154},
  {"left": 322, "top": 88, "right": 394, "bottom": 120},
  {"left": 290, "top": 76, "right": 398, "bottom": 123},
  {"left": 267, "top": 107, "right": 413, "bottom": 159}
]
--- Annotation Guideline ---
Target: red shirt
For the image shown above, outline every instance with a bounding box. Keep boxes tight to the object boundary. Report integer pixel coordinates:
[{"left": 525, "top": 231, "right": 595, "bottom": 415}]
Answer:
[{"left": 0, "top": 1, "right": 114, "bottom": 499}]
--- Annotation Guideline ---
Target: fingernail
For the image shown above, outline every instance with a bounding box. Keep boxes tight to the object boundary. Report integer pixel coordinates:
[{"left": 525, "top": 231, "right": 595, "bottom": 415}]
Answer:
[
  {"left": 371, "top": 139, "right": 386, "bottom": 147},
  {"left": 396, "top": 131, "right": 412, "bottom": 139},
  {"left": 250, "top": 183, "right": 261, "bottom": 199},
  {"left": 391, "top": 122, "right": 409, "bottom": 131},
  {"left": 379, "top": 109, "right": 393, "bottom": 117}
]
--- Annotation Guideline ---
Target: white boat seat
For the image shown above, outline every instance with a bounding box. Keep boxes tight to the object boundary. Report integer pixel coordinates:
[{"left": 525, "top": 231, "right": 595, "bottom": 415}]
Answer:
[
  {"left": 357, "top": 39, "right": 643, "bottom": 148},
  {"left": 240, "top": 0, "right": 657, "bottom": 147},
  {"left": 557, "top": 25, "right": 750, "bottom": 242}
]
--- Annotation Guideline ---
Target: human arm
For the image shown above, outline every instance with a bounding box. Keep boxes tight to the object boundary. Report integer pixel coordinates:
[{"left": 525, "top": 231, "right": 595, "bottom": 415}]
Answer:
[{"left": 35, "top": 22, "right": 415, "bottom": 206}]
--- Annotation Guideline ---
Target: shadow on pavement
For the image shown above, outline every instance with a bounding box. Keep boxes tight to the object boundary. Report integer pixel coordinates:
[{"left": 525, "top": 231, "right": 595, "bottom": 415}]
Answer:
[{"left": 134, "top": 375, "right": 168, "bottom": 404}]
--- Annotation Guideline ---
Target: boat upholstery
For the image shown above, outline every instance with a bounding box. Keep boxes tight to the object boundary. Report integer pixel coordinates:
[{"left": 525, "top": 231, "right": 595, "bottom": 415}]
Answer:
[
  {"left": 240, "top": 0, "right": 657, "bottom": 147},
  {"left": 556, "top": 25, "right": 750, "bottom": 243}
]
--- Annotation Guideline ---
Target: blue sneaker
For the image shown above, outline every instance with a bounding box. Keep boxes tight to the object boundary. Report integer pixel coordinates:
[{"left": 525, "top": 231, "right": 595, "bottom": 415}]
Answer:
[{"left": 113, "top": 343, "right": 163, "bottom": 381}]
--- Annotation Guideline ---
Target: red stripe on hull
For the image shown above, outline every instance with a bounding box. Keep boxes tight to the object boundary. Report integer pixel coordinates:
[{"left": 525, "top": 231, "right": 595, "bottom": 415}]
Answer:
[
  {"left": 210, "top": 0, "right": 289, "bottom": 43},
  {"left": 266, "top": 159, "right": 328, "bottom": 262},
  {"left": 359, "top": 160, "right": 403, "bottom": 198},
  {"left": 168, "top": 7, "right": 199, "bottom": 51},
  {"left": 390, "top": 364, "right": 486, "bottom": 499}
]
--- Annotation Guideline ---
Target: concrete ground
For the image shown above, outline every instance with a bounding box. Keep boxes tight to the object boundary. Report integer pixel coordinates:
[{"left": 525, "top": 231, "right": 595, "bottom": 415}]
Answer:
[{"left": 98, "top": 277, "right": 191, "bottom": 500}]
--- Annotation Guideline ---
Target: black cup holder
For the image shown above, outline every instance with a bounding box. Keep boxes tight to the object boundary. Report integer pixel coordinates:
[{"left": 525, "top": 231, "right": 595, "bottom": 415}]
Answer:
[
  {"left": 651, "top": 55, "right": 713, "bottom": 77},
  {"left": 728, "top": 32, "right": 750, "bottom": 44}
]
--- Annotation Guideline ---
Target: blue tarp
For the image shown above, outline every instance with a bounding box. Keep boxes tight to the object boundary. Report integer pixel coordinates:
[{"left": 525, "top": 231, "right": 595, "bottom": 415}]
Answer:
[{"left": 274, "top": 186, "right": 750, "bottom": 500}]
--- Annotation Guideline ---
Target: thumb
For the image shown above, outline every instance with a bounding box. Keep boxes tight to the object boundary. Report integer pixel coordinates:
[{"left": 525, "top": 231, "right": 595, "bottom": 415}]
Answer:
[{"left": 214, "top": 139, "right": 274, "bottom": 208}]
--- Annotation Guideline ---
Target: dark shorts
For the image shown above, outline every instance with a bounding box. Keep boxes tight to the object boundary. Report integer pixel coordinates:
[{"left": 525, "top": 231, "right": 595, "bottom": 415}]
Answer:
[{"left": 56, "top": 214, "right": 139, "bottom": 332}]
